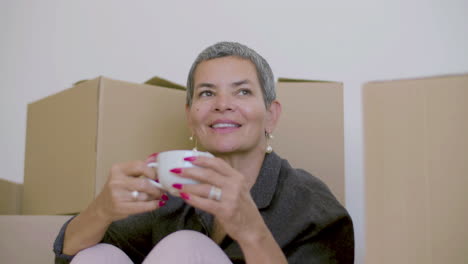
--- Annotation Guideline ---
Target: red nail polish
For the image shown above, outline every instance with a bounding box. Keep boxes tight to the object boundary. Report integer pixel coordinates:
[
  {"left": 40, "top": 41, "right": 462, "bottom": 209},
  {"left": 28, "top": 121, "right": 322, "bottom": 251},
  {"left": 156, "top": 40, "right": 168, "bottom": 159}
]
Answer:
[
  {"left": 159, "top": 200, "right": 166, "bottom": 207},
  {"left": 180, "top": 192, "right": 190, "bottom": 200},
  {"left": 172, "top": 183, "right": 183, "bottom": 190},
  {"left": 170, "top": 168, "right": 182, "bottom": 174},
  {"left": 184, "top": 156, "right": 197, "bottom": 162},
  {"left": 161, "top": 194, "right": 169, "bottom": 201},
  {"left": 146, "top": 153, "right": 158, "bottom": 163}
]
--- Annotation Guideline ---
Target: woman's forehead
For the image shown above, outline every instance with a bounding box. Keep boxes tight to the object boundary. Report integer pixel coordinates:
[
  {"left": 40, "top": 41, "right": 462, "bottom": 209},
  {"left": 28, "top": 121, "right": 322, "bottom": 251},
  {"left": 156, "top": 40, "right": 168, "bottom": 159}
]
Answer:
[
  {"left": 195, "top": 79, "right": 256, "bottom": 90},
  {"left": 193, "top": 56, "right": 259, "bottom": 86}
]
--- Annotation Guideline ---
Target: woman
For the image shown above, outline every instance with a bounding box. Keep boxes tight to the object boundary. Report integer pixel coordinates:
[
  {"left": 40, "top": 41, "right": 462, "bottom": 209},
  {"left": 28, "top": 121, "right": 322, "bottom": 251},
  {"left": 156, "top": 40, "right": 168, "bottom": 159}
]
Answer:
[{"left": 54, "top": 42, "right": 354, "bottom": 263}]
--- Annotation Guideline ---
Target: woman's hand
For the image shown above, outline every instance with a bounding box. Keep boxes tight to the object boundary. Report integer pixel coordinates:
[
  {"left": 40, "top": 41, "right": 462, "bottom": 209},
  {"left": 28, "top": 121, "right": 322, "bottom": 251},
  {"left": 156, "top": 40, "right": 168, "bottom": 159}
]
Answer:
[
  {"left": 63, "top": 154, "right": 168, "bottom": 256},
  {"left": 92, "top": 155, "right": 167, "bottom": 223},
  {"left": 171, "top": 156, "right": 269, "bottom": 244}
]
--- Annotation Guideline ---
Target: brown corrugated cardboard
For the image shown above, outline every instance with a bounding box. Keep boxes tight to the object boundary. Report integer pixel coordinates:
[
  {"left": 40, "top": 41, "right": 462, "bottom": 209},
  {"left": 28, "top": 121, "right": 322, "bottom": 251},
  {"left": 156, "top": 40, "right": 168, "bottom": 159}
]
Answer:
[
  {"left": 275, "top": 78, "right": 345, "bottom": 204},
  {"left": 0, "top": 179, "right": 22, "bottom": 214},
  {"left": 364, "top": 74, "right": 468, "bottom": 264},
  {"left": 23, "top": 77, "right": 191, "bottom": 214},
  {"left": 0, "top": 215, "right": 73, "bottom": 263}
]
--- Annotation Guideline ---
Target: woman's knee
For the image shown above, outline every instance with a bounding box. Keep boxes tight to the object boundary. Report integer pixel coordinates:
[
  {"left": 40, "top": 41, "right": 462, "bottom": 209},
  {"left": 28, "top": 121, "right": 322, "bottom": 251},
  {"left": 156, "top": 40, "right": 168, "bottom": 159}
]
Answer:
[
  {"left": 158, "top": 230, "right": 215, "bottom": 248},
  {"left": 71, "top": 243, "right": 132, "bottom": 264},
  {"left": 143, "top": 230, "right": 232, "bottom": 264}
]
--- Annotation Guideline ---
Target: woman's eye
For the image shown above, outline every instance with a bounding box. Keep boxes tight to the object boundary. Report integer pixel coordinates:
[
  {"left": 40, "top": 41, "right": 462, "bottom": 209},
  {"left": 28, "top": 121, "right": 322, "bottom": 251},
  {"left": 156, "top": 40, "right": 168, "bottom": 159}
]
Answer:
[
  {"left": 238, "top": 89, "right": 251, "bottom": 96},
  {"left": 199, "top": 90, "right": 214, "bottom": 97}
]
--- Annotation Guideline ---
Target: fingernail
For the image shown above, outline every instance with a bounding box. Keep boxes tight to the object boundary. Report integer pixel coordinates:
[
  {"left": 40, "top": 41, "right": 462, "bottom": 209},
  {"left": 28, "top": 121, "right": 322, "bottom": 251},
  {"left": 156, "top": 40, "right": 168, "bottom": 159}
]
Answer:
[
  {"left": 180, "top": 192, "right": 190, "bottom": 200},
  {"left": 161, "top": 194, "right": 169, "bottom": 201},
  {"left": 159, "top": 200, "right": 166, "bottom": 207},
  {"left": 172, "top": 183, "right": 183, "bottom": 190},
  {"left": 184, "top": 156, "right": 197, "bottom": 162},
  {"left": 146, "top": 153, "right": 158, "bottom": 163},
  {"left": 170, "top": 168, "right": 182, "bottom": 174}
]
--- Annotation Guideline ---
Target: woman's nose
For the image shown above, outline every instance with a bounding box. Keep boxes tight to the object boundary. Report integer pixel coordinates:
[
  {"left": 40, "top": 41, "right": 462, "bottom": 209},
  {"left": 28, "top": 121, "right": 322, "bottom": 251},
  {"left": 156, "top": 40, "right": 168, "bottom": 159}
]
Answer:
[{"left": 213, "top": 93, "right": 234, "bottom": 112}]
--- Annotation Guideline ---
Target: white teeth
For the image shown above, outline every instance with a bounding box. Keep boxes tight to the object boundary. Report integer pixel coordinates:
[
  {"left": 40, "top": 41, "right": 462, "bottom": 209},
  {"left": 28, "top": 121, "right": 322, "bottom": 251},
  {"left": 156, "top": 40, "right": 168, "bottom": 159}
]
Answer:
[{"left": 212, "top": 123, "right": 239, "bottom": 128}]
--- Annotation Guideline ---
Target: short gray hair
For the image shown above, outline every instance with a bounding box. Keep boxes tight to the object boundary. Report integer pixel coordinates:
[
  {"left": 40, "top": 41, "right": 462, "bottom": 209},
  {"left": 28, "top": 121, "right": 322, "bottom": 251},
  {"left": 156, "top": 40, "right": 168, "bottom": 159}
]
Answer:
[{"left": 186, "top": 41, "right": 275, "bottom": 107}]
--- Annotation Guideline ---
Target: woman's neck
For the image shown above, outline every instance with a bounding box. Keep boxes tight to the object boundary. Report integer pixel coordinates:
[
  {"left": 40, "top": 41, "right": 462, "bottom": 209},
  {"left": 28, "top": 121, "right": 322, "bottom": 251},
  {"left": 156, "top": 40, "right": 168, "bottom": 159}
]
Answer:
[{"left": 215, "top": 148, "right": 266, "bottom": 189}]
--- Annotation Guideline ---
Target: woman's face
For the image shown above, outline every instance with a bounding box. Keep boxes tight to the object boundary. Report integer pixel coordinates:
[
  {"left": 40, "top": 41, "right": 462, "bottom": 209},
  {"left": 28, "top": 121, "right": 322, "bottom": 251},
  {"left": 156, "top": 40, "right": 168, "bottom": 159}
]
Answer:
[{"left": 186, "top": 56, "right": 279, "bottom": 155}]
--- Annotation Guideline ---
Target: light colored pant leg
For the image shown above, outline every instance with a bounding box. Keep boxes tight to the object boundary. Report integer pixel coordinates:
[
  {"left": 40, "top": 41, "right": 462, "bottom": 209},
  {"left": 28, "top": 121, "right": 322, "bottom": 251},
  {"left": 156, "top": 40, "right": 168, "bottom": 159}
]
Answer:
[
  {"left": 143, "top": 230, "right": 233, "bottom": 264},
  {"left": 71, "top": 243, "right": 133, "bottom": 264}
]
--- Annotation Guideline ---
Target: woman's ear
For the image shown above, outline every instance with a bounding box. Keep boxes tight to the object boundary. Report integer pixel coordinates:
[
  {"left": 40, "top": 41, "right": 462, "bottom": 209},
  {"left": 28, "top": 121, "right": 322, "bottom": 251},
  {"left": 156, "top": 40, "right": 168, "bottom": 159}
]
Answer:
[{"left": 265, "top": 100, "right": 282, "bottom": 133}]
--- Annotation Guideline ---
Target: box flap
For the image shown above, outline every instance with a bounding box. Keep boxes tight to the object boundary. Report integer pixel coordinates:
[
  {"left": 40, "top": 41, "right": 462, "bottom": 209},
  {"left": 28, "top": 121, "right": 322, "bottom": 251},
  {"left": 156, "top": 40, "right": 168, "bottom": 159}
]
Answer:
[
  {"left": 364, "top": 72, "right": 468, "bottom": 86},
  {"left": 145, "top": 76, "right": 186, "bottom": 90}
]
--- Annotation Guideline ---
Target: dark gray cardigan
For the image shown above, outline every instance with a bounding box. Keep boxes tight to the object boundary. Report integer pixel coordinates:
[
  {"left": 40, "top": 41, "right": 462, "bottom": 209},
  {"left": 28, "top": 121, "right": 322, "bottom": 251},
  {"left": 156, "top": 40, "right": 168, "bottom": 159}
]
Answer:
[{"left": 54, "top": 152, "right": 354, "bottom": 263}]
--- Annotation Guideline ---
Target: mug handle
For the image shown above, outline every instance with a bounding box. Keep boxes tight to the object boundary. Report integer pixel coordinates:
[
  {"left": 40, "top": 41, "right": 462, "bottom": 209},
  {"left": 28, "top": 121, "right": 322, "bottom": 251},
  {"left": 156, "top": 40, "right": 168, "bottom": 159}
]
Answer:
[{"left": 146, "top": 162, "right": 166, "bottom": 190}]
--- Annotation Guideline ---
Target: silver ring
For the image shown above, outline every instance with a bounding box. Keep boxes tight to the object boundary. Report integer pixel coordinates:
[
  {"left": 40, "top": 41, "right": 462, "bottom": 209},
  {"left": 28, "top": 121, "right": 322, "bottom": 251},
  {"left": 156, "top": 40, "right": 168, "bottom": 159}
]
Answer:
[
  {"left": 208, "top": 186, "right": 222, "bottom": 201},
  {"left": 131, "top": 190, "right": 139, "bottom": 201}
]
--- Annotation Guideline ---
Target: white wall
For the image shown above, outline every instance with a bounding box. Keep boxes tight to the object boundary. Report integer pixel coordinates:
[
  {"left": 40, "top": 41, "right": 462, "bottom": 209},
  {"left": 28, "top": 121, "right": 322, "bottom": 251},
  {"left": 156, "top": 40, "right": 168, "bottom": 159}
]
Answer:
[{"left": 1, "top": 0, "right": 467, "bottom": 262}]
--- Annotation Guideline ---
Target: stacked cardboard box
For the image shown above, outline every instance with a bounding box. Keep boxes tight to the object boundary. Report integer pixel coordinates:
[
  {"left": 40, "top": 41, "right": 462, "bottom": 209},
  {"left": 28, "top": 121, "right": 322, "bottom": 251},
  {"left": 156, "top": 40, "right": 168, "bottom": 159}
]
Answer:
[
  {"left": 1, "top": 76, "right": 347, "bottom": 263},
  {"left": 4, "top": 73, "right": 466, "bottom": 263},
  {"left": 364, "top": 74, "right": 468, "bottom": 264},
  {"left": 22, "top": 77, "right": 192, "bottom": 214},
  {"left": 19, "top": 76, "right": 346, "bottom": 215}
]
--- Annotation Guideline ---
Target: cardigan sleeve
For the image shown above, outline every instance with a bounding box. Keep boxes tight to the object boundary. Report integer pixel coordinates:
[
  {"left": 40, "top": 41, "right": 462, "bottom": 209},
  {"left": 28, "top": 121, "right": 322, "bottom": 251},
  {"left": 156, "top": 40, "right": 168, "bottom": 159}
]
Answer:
[
  {"left": 53, "top": 216, "right": 77, "bottom": 264},
  {"left": 274, "top": 164, "right": 355, "bottom": 263},
  {"left": 285, "top": 212, "right": 354, "bottom": 263}
]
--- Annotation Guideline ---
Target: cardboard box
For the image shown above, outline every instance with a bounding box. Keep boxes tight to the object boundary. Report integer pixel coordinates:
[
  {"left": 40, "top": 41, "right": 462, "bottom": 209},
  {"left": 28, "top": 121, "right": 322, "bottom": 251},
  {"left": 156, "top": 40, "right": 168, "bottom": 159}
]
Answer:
[
  {"left": 275, "top": 78, "right": 345, "bottom": 204},
  {"left": 0, "top": 215, "right": 73, "bottom": 263},
  {"left": 364, "top": 74, "right": 468, "bottom": 264},
  {"left": 23, "top": 77, "right": 191, "bottom": 214},
  {"left": 0, "top": 179, "right": 22, "bottom": 214}
]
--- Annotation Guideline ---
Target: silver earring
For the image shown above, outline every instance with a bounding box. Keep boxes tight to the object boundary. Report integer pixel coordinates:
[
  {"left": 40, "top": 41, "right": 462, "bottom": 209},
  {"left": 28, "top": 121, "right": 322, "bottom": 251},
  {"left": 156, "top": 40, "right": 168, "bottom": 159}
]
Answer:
[
  {"left": 189, "top": 134, "right": 198, "bottom": 151},
  {"left": 265, "top": 132, "right": 274, "bottom": 153}
]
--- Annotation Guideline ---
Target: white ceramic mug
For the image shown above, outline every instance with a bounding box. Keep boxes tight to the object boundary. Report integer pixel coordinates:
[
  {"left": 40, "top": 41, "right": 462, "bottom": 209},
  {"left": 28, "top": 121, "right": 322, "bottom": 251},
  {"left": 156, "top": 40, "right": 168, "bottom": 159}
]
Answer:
[{"left": 147, "top": 150, "right": 214, "bottom": 196}]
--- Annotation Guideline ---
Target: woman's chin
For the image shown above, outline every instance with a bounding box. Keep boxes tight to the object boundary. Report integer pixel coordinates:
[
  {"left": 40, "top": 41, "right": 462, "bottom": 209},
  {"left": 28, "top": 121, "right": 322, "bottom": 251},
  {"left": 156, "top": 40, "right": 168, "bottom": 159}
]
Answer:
[{"left": 202, "top": 143, "right": 240, "bottom": 155}]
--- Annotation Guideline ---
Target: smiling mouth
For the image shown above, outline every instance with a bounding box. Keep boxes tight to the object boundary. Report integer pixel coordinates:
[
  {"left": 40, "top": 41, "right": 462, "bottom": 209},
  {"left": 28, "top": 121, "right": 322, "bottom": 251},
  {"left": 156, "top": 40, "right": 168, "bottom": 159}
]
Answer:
[{"left": 210, "top": 123, "right": 241, "bottom": 128}]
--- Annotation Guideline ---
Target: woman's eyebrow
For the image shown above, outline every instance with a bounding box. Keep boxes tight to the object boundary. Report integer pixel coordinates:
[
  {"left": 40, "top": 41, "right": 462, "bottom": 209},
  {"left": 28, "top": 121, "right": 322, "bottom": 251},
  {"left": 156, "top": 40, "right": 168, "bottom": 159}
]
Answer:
[{"left": 195, "top": 83, "right": 216, "bottom": 89}]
